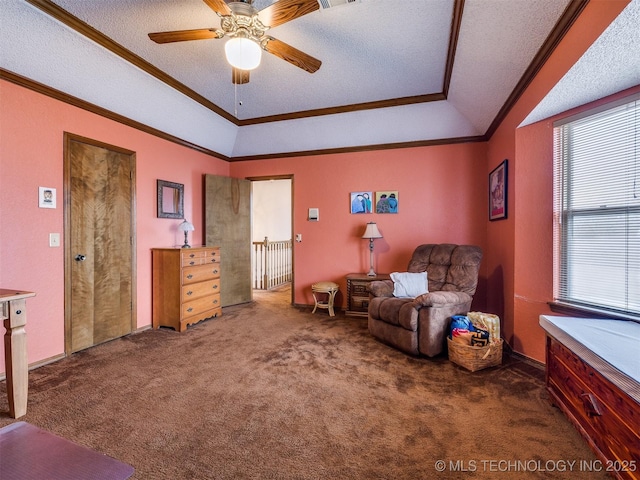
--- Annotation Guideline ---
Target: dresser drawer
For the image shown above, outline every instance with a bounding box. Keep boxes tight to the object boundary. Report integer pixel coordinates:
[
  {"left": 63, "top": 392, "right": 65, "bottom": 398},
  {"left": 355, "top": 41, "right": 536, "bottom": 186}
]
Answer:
[
  {"left": 547, "top": 339, "right": 640, "bottom": 475},
  {"left": 182, "top": 293, "right": 221, "bottom": 318},
  {"left": 548, "top": 340, "right": 639, "bottom": 423},
  {"left": 182, "top": 250, "right": 205, "bottom": 266},
  {"left": 350, "top": 295, "right": 370, "bottom": 312},
  {"left": 182, "top": 279, "right": 220, "bottom": 301},
  {"left": 203, "top": 248, "right": 220, "bottom": 264},
  {"left": 182, "top": 249, "right": 221, "bottom": 266},
  {"left": 182, "top": 264, "right": 221, "bottom": 284},
  {"left": 351, "top": 282, "right": 371, "bottom": 297}
]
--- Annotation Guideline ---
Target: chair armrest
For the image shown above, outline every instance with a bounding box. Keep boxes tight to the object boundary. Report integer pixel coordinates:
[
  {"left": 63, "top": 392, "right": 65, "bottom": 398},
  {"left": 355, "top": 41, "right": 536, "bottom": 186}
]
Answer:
[
  {"left": 412, "top": 291, "right": 472, "bottom": 308},
  {"left": 368, "top": 280, "right": 394, "bottom": 297}
]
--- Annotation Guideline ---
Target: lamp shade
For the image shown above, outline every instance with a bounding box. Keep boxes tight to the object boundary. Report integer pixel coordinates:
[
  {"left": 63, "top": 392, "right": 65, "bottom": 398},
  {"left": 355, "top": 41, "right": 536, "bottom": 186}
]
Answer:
[
  {"left": 362, "top": 222, "right": 382, "bottom": 239},
  {"left": 225, "top": 36, "right": 262, "bottom": 71},
  {"left": 179, "top": 220, "right": 195, "bottom": 232}
]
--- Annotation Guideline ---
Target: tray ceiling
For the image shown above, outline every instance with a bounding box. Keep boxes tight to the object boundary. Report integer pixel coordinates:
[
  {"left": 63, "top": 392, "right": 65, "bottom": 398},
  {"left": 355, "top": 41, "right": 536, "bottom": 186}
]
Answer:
[{"left": 2, "top": 0, "right": 636, "bottom": 159}]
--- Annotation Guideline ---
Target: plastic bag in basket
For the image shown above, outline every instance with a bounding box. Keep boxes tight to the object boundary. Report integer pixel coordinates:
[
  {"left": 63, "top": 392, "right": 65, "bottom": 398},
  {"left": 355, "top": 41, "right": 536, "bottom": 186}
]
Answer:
[{"left": 467, "top": 312, "right": 500, "bottom": 344}]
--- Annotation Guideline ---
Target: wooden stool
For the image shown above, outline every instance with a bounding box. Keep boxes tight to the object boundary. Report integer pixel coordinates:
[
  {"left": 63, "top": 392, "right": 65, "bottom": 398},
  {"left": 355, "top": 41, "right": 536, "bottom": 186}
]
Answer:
[{"left": 311, "top": 282, "right": 339, "bottom": 317}]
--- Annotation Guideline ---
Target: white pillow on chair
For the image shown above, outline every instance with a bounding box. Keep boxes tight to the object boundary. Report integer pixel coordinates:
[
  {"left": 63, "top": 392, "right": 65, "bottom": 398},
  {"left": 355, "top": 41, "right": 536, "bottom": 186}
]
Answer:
[{"left": 390, "top": 272, "right": 429, "bottom": 298}]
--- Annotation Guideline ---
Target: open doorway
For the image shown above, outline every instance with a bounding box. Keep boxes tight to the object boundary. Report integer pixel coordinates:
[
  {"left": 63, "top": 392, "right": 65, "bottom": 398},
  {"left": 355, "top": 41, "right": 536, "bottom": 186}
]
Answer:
[{"left": 248, "top": 175, "right": 293, "bottom": 305}]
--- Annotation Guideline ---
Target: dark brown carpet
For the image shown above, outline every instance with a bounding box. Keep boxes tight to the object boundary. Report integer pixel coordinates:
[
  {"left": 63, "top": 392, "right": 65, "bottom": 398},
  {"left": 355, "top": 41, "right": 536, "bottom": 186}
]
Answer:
[{"left": 0, "top": 286, "right": 606, "bottom": 479}]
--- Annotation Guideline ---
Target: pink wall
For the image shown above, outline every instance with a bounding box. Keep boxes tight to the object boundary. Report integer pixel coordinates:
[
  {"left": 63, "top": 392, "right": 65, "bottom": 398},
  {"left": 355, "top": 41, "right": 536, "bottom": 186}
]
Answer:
[
  {"left": 511, "top": 84, "right": 640, "bottom": 361},
  {"left": 485, "top": 0, "right": 631, "bottom": 361},
  {"left": 231, "top": 144, "right": 489, "bottom": 310},
  {"left": 0, "top": 80, "right": 229, "bottom": 373},
  {"left": 0, "top": 0, "right": 634, "bottom": 374}
]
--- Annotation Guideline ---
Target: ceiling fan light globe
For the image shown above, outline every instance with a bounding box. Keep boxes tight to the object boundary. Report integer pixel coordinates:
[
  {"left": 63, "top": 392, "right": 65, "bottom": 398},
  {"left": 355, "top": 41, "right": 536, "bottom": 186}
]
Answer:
[{"left": 225, "top": 37, "right": 262, "bottom": 71}]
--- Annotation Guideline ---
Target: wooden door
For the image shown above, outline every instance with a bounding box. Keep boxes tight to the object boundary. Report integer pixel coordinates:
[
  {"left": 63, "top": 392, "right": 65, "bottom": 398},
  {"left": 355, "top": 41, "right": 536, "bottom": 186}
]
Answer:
[
  {"left": 64, "top": 134, "right": 136, "bottom": 354},
  {"left": 204, "top": 175, "right": 251, "bottom": 306}
]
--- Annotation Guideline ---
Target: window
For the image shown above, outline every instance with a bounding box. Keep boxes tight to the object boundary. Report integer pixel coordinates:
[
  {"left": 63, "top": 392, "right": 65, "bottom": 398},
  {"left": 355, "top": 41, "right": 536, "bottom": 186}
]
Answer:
[{"left": 553, "top": 94, "right": 640, "bottom": 319}]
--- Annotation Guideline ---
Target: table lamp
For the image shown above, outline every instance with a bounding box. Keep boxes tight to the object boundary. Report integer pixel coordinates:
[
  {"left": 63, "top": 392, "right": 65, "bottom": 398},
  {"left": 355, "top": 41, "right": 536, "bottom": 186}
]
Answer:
[
  {"left": 179, "top": 219, "right": 195, "bottom": 248},
  {"left": 362, "top": 222, "right": 383, "bottom": 276}
]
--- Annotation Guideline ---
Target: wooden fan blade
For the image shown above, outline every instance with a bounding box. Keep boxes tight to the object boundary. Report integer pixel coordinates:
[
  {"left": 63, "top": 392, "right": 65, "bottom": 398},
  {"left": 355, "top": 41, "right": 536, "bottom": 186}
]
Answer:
[
  {"left": 202, "top": 0, "right": 232, "bottom": 16},
  {"left": 263, "top": 37, "right": 321, "bottom": 73},
  {"left": 148, "top": 28, "right": 223, "bottom": 44},
  {"left": 232, "top": 68, "right": 250, "bottom": 85},
  {"left": 258, "top": 0, "right": 319, "bottom": 29}
]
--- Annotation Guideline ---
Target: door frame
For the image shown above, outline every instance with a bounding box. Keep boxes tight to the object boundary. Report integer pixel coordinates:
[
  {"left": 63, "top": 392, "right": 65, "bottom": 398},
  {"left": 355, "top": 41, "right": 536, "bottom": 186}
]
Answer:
[
  {"left": 63, "top": 132, "right": 137, "bottom": 355},
  {"left": 246, "top": 174, "right": 294, "bottom": 305}
]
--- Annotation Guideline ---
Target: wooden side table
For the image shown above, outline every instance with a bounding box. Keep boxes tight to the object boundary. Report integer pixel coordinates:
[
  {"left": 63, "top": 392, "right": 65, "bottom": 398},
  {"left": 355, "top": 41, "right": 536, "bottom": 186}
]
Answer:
[
  {"left": 345, "top": 273, "right": 390, "bottom": 317},
  {"left": 1, "top": 289, "right": 36, "bottom": 418}
]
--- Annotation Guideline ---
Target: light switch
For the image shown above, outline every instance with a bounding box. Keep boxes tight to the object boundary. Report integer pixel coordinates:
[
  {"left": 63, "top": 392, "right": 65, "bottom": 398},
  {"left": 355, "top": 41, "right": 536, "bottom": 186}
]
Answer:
[
  {"left": 49, "top": 233, "right": 60, "bottom": 247},
  {"left": 308, "top": 208, "right": 319, "bottom": 221}
]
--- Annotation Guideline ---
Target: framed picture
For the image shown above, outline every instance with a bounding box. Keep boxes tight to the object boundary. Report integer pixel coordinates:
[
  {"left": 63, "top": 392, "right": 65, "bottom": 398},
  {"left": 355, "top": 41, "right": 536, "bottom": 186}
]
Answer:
[
  {"left": 375, "top": 191, "right": 398, "bottom": 213},
  {"left": 39, "top": 186, "right": 56, "bottom": 209},
  {"left": 350, "top": 191, "right": 373, "bottom": 214},
  {"left": 489, "top": 160, "right": 508, "bottom": 221},
  {"left": 157, "top": 179, "right": 184, "bottom": 219}
]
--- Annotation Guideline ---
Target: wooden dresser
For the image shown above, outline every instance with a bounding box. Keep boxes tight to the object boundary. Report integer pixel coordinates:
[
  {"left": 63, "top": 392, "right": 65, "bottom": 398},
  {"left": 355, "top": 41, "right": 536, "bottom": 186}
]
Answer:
[
  {"left": 152, "top": 247, "right": 221, "bottom": 332},
  {"left": 345, "top": 273, "right": 390, "bottom": 317},
  {"left": 540, "top": 315, "right": 640, "bottom": 480}
]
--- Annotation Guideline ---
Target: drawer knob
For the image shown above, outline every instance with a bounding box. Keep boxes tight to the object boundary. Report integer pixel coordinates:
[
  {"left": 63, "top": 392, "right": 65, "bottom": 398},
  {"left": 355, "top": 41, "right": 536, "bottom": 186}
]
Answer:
[
  {"left": 187, "top": 290, "right": 193, "bottom": 296},
  {"left": 213, "top": 285, "right": 218, "bottom": 289},
  {"left": 189, "top": 253, "right": 195, "bottom": 258},
  {"left": 189, "top": 261, "right": 195, "bottom": 266},
  {"left": 213, "top": 299, "right": 218, "bottom": 304},
  {"left": 187, "top": 307, "right": 193, "bottom": 313},
  {"left": 187, "top": 274, "right": 193, "bottom": 279},
  {"left": 213, "top": 269, "right": 219, "bottom": 274}
]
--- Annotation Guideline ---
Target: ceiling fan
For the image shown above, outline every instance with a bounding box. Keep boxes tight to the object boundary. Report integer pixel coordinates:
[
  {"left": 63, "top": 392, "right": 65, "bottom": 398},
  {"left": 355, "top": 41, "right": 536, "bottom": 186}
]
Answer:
[{"left": 148, "top": 0, "right": 322, "bottom": 84}]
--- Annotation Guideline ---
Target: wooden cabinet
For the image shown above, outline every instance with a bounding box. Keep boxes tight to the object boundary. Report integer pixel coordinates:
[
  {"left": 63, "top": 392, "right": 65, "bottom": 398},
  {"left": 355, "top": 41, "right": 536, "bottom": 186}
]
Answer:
[
  {"left": 152, "top": 247, "right": 221, "bottom": 332},
  {"left": 345, "top": 273, "right": 390, "bottom": 317},
  {"left": 545, "top": 336, "right": 640, "bottom": 480}
]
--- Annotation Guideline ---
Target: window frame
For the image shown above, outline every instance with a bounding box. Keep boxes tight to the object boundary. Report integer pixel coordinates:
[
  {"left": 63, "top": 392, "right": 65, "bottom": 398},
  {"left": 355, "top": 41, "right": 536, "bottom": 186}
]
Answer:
[{"left": 551, "top": 92, "right": 640, "bottom": 322}]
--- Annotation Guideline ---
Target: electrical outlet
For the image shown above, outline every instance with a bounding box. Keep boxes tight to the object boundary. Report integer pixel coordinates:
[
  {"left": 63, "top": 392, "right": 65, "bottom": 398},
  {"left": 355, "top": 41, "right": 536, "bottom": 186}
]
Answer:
[
  {"left": 49, "top": 233, "right": 60, "bottom": 247},
  {"left": 296, "top": 234, "right": 302, "bottom": 242}
]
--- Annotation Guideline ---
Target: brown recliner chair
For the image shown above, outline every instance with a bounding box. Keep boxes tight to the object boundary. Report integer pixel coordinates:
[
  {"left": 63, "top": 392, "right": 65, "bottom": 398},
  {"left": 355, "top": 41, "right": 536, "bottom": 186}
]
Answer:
[{"left": 368, "top": 244, "right": 482, "bottom": 357}]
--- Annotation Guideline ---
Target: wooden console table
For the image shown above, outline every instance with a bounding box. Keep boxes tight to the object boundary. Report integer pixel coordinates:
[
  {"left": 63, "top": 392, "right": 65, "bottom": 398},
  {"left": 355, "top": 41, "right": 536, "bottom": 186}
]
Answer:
[{"left": 1, "top": 289, "right": 36, "bottom": 418}]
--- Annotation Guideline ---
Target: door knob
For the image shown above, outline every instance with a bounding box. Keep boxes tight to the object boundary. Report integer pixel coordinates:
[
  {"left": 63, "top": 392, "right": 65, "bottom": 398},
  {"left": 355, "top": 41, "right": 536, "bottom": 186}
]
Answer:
[{"left": 75, "top": 254, "right": 86, "bottom": 262}]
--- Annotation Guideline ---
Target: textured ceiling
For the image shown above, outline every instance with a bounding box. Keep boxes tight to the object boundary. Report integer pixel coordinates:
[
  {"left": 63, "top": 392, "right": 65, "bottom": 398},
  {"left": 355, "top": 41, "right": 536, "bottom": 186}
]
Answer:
[
  {"left": 44, "top": 0, "right": 569, "bottom": 121},
  {"left": 523, "top": 0, "right": 640, "bottom": 126},
  {"left": 1, "top": 0, "right": 637, "bottom": 159}
]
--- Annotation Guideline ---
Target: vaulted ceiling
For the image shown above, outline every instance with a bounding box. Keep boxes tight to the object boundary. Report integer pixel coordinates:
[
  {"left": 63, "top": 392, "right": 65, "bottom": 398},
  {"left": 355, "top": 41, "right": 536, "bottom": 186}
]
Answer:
[{"left": 1, "top": 0, "right": 638, "bottom": 160}]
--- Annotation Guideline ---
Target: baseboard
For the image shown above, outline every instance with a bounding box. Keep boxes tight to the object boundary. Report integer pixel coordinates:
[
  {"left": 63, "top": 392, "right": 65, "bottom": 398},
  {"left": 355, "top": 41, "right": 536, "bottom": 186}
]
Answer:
[
  {"left": 134, "top": 324, "right": 152, "bottom": 334},
  {"left": 293, "top": 302, "right": 314, "bottom": 309},
  {"left": 294, "top": 302, "right": 347, "bottom": 312},
  {"left": 503, "top": 343, "right": 545, "bottom": 370},
  {"left": 1, "top": 327, "right": 153, "bottom": 380},
  {"left": 0, "top": 352, "right": 67, "bottom": 381}
]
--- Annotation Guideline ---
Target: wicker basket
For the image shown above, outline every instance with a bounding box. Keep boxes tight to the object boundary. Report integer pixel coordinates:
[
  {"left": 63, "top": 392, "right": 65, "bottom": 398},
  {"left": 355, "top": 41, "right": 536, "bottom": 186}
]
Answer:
[{"left": 447, "top": 337, "right": 503, "bottom": 372}]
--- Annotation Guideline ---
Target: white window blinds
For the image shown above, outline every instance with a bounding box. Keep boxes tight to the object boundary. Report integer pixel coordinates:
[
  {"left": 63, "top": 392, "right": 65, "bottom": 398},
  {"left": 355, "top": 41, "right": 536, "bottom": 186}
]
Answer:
[{"left": 553, "top": 94, "right": 640, "bottom": 318}]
